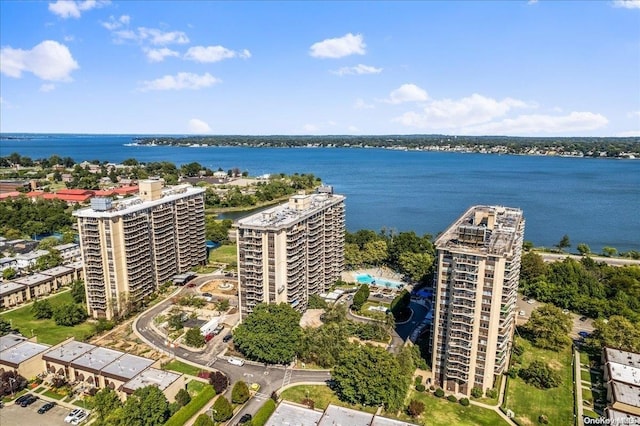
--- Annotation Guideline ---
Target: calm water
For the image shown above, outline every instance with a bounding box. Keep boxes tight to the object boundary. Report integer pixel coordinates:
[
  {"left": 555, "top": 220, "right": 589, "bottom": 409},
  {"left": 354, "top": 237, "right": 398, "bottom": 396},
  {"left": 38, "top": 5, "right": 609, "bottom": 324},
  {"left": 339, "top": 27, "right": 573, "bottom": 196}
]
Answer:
[{"left": 1, "top": 134, "right": 639, "bottom": 252}]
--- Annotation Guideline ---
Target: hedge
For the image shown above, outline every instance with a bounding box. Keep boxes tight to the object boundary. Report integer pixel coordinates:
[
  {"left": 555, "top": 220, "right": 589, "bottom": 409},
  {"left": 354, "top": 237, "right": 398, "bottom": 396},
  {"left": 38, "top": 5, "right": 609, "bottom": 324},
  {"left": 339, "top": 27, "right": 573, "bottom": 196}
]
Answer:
[
  {"left": 165, "top": 385, "right": 216, "bottom": 426},
  {"left": 249, "top": 398, "right": 276, "bottom": 426}
]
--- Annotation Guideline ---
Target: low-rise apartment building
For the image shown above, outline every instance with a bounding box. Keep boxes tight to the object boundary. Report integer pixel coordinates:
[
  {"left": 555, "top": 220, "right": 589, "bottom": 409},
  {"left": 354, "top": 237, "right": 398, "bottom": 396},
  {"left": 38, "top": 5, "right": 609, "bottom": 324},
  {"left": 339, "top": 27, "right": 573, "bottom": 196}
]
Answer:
[{"left": 603, "top": 347, "right": 640, "bottom": 422}]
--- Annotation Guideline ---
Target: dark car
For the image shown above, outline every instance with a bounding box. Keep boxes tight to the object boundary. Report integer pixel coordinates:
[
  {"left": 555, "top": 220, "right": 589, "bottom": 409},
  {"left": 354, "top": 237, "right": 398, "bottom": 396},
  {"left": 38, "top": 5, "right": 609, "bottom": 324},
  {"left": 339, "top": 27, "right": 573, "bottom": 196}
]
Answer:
[
  {"left": 38, "top": 401, "right": 56, "bottom": 414},
  {"left": 20, "top": 394, "right": 38, "bottom": 407},
  {"left": 578, "top": 331, "right": 591, "bottom": 339},
  {"left": 579, "top": 316, "right": 588, "bottom": 322},
  {"left": 238, "top": 413, "right": 252, "bottom": 424},
  {"left": 15, "top": 394, "right": 33, "bottom": 405},
  {"left": 223, "top": 333, "right": 233, "bottom": 343}
]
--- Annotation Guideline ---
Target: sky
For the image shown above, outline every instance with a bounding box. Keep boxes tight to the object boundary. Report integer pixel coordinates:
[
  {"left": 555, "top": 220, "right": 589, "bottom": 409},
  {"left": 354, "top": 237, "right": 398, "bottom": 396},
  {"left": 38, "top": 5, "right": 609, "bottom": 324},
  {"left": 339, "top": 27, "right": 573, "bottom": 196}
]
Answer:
[{"left": 0, "top": 0, "right": 639, "bottom": 136}]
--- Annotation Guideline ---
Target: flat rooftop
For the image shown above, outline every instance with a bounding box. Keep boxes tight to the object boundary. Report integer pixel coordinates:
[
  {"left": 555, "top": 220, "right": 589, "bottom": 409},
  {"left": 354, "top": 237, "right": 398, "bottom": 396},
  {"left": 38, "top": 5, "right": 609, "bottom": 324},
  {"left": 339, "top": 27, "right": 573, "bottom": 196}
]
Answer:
[
  {"left": 265, "top": 402, "right": 323, "bottom": 426},
  {"left": 318, "top": 405, "right": 373, "bottom": 426},
  {"left": 43, "top": 341, "right": 96, "bottom": 364},
  {"left": 607, "top": 407, "right": 640, "bottom": 423},
  {"left": 14, "top": 273, "right": 52, "bottom": 286},
  {"left": 371, "top": 417, "right": 419, "bottom": 426},
  {"left": 0, "top": 334, "right": 28, "bottom": 352},
  {"left": 123, "top": 367, "right": 181, "bottom": 393},
  {"left": 71, "top": 346, "right": 124, "bottom": 373},
  {"left": 101, "top": 353, "right": 154, "bottom": 380},
  {"left": 435, "top": 205, "right": 524, "bottom": 257},
  {"left": 41, "top": 265, "right": 73, "bottom": 277},
  {"left": 0, "top": 341, "right": 50, "bottom": 367},
  {"left": 611, "top": 381, "right": 640, "bottom": 409},
  {"left": 73, "top": 185, "right": 204, "bottom": 219},
  {"left": 237, "top": 193, "right": 344, "bottom": 230},
  {"left": 16, "top": 250, "right": 49, "bottom": 261},
  {"left": 0, "top": 281, "right": 25, "bottom": 296},
  {"left": 606, "top": 348, "right": 640, "bottom": 387}
]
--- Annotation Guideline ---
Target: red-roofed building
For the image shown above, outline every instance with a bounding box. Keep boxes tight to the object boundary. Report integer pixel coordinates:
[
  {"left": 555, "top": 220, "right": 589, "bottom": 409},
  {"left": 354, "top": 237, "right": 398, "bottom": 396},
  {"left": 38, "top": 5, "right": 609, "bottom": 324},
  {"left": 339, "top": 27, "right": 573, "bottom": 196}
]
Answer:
[
  {"left": 0, "top": 191, "right": 22, "bottom": 200},
  {"left": 113, "top": 186, "right": 139, "bottom": 195},
  {"left": 56, "top": 189, "right": 95, "bottom": 196},
  {"left": 25, "top": 191, "right": 93, "bottom": 204},
  {"left": 94, "top": 190, "right": 116, "bottom": 197}
]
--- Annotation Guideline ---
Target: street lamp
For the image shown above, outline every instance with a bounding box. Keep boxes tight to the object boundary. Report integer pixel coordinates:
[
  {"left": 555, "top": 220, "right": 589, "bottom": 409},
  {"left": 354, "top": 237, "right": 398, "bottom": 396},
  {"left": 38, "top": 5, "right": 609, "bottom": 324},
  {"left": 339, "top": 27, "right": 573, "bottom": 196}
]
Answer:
[{"left": 8, "top": 377, "right": 16, "bottom": 397}]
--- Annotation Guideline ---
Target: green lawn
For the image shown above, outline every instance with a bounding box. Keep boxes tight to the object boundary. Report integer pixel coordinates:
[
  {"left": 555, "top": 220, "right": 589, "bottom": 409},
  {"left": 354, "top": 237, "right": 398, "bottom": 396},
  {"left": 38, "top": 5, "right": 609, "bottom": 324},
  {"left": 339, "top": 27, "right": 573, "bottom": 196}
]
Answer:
[
  {"left": 503, "top": 337, "right": 574, "bottom": 426},
  {"left": 583, "top": 409, "right": 599, "bottom": 419},
  {"left": 396, "top": 390, "right": 507, "bottom": 426},
  {"left": 187, "top": 380, "right": 206, "bottom": 395},
  {"left": 582, "top": 388, "right": 593, "bottom": 404},
  {"left": 162, "top": 360, "right": 202, "bottom": 376},
  {"left": 581, "top": 369, "right": 591, "bottom": 382},
  {"left": 280, "top": 385, "right": 377, "bottom": 414},
  {"left": 0, "top": 291, "right": 96, "bottom": 345},
  {"left": 207, "top": 244, "right": 237, "bottom": 266},
  {"left": 42, "top": 390, "right": 65, "bottom": 400}
]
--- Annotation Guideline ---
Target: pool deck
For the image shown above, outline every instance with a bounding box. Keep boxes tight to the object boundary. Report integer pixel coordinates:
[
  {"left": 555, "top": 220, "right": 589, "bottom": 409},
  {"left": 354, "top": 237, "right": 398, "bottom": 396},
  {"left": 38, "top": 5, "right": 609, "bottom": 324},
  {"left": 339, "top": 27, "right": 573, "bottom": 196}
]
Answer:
[{"left": 342, "top": 267, "right": 408, "bottom": 291}]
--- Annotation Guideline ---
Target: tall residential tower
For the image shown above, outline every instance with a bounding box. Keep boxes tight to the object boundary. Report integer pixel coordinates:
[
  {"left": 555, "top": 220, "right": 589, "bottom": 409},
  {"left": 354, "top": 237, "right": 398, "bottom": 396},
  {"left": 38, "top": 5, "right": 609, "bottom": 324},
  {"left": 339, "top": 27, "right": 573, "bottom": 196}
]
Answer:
[
  {"left": 236, "top": 189, "right": 345, "bottom": 319},
  {"left": 430, "top": 205, "right": 524, "bottom": 396},
  {"left": 74, "top": 180, "right": 206, "bottom": 319}
]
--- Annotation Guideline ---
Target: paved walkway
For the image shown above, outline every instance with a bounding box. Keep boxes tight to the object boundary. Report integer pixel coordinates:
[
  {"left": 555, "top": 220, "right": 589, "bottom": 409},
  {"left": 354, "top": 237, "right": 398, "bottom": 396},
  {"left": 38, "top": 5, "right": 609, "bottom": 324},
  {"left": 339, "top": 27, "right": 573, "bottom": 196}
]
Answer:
[
  {"left": 574, "top": 347, "right": 584, "bottom": 423},
  {"left": 470, "top": 374, "right": 518, "bottom": 426}
]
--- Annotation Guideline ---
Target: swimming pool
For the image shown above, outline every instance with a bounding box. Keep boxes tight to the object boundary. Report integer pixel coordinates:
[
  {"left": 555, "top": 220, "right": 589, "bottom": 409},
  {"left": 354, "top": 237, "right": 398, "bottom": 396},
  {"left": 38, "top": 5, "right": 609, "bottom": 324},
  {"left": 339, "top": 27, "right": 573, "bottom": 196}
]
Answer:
[{"left": 355, "top": 273, "right": 404, "bottom": 290}]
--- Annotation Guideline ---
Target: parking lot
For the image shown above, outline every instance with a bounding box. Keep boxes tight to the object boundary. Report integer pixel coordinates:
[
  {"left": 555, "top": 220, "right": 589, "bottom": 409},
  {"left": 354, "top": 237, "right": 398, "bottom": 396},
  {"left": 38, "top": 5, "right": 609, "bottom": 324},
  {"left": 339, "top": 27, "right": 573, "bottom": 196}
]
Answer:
[
  {"left": 515, "top": 296, "right": 595, "bottom": 339},
  {"left": 0, "top": 398, "right": 78, "bottom": 426}
]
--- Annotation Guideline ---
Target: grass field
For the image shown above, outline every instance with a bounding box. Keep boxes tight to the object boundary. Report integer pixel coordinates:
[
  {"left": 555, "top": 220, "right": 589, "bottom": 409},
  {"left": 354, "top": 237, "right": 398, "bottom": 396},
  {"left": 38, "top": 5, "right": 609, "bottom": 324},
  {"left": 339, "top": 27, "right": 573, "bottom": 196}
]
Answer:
[
  {"left": 281, "top": 385, "right": 377, "bottom": 414},
  {"left": 162, "top": 360, "right": 202, "bottom": 376},
  {"left": 396, "top": 390, "right": 508, "bottom": 426},
  {"left": 187, "top": 380, "right": 206, "bottom": 395},
  {"left": 207, "top": 244, "right": 237, "bottom": 266},
  {"left": 503, "top": 337, "right": 574, "bottom": 426},
  {"left": 0, "top": 291, "right": 96, "bottom": 345}
]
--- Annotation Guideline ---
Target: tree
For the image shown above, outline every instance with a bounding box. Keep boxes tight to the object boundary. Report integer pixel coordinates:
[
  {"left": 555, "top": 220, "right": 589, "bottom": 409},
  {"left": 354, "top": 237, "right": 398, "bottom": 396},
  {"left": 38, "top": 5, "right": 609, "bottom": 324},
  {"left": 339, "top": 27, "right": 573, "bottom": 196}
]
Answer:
[
  {"left": 351, "top": 284, "right": 370, "bottom": 311},
  {"left": 32, "top": 299, "right": 53, "bottom": 319},
  {"left": 193, "top": 414, "right": 216, "bottom": 426},
  {"left": 390, "top": 289, "right": 411, "bottom": 320},
  {"left": 307, "top": 294, "right": 328, "bottom": 309},
  {"left": 2, "top": 267, "right": 17, "bottom": 280},
  {"left": 208, "top": 371, "right": 229, "bottom": 394},
  {"left": 175, "top": 388, "right": 191, "bottom": 407},
  {"left": 185, "top": 327, "right": 206, "bottom": 348},
  {"left": 298, "top": 323, "right": 348, "bottom": 368},
  {"left": 588, "top": 316, "right": 640, "bottom": 353},
  {"left": 231, "top": 381, "right": 250, "bottom": 404},
  {"left": 53, "top": 302, "right": 88, "bottom": 326},
  {"left": 344, "top": 243, "right": 362, "bottom": 269},
  {"left": 519, "top": 360, "right": 562, "bottom": 389},
  {"left": 520, "top": 305, "right": 572, "bottom": 351},
  {"left": 0, "top": 371, "right": 27, "bottom": 396},
  {"left": 71, "top": 280, "right": 86, "bottom": 304},
  {"left": 168, "top": 312, "right": 184, "bottom": 330},
  {"left": 556, "top": 234, "right": 571, "bottom": 252},
  {"left": 34, "top": 250, "right": 63, "bottom": 271},
  {"left": 361, "top": 240, "right": 388, "bottom": 266},
  {"left": 406, "top": 399, "right": 425, "bottom": 417},
  {"left": 233, "top": 303, "right": 302, "bottom": 364},
  {"left": 577, "top": 243, "right": 591, "bottom": 256},
  {"left": 123, "top": 385, "right": 170, "bottom": 426},
  {"left": 332, "top": 344, "right": 410, "bottom": 411},
  {"left": 93, "top": 387, "right": 123, "bottom": 423},
  {"left": 211, "top": 396, "right": 233, "bottom": 422},
  {"left": 602, "top": 246, "right": 618, "bottom": 257},
  {"left": 398, "top": 252, "right": 433, "bottom": 283},
  {"left": 0, "top": 318, "right": 13, "bottom": 336}
]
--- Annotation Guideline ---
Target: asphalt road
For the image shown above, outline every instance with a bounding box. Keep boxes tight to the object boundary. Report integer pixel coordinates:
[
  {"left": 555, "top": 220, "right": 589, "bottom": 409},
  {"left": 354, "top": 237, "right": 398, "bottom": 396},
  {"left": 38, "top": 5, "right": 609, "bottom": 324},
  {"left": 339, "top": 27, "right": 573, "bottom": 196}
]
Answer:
[
  {"left": 514, "top": 296, "right": 595, "bottom": 339},
  {"left": 538, "top": 252, "right": 640, "bottom": 267},
  {"left": 133, "top": 274, "right": 331, "bottom": 424}
]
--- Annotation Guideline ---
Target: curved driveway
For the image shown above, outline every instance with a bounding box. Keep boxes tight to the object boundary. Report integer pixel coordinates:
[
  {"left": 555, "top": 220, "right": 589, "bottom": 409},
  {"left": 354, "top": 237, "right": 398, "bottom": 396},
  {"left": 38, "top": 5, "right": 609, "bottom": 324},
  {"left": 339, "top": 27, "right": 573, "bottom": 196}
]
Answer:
[{"left": 133, "top": 274, "right": 331, "bottom": 423}]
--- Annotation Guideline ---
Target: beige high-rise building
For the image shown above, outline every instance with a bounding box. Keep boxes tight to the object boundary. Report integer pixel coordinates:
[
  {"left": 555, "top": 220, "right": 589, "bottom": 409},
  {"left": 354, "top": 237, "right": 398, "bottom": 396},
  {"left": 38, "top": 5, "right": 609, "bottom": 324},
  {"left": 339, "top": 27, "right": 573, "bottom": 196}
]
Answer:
[
  {"left": 236, "top": 189, "right": 345, "bottom": 319},
  {"left": 74, "top": 180, "right": 206, "bottom": 319},
  {"left": 430, "top": 205, "right": 524, "bottom": 396}
]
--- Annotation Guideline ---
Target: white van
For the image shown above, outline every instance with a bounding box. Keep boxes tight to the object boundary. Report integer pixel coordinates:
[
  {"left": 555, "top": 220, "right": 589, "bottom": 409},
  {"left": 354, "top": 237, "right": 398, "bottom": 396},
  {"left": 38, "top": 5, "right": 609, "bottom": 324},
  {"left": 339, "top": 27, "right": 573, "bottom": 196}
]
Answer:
[{"left": 227, "top": 357, "right": 245, "bottom": 366}]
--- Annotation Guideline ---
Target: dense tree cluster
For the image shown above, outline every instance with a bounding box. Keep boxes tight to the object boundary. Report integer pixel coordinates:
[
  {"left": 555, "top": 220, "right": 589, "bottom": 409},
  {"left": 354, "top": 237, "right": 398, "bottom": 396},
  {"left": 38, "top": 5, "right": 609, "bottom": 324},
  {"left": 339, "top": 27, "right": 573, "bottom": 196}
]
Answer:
[
  {"left": 0, "top": 197, "right": 72, "bottom": 238},
  {"left": 91, "top": 385, "right": 169, "bottom": 426},
  {"left": 587, "top": 316, "right": 640, "bottom": 353},
  {"left": 519, "top": 305, "right": 573, "bottom": 351},
  {"left": 519, "top": 360, "right": 562, "bottom": 389},
  {"left": 519, "top": 253, "right": 640, "bottom": 322}
]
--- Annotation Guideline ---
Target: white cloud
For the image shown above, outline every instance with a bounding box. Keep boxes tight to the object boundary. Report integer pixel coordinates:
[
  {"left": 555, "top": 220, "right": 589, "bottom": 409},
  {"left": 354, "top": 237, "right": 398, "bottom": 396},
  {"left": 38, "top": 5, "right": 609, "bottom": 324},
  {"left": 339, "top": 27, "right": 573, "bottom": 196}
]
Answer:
[
  {"left": 394, "top": 93, "right": 529, "bottom": 128},
  {"left": 145, "top": 48, "right": 179, "bottom": 63},
  {"left": 101, "top": 15, "right": 130, "bottom": 31},
  {"left": 612, "top": 0, "right": 640, "bottom": 9},
  {"left": 527, "top": 0, "right": 538, "bottom": 4},
  {"left": 138, "top": 72, "right": 220, "bottom": 91},
  {"left": 63, "top": 35, "right": 74, "bottom": 42},
  {"left": 462, "top": 112, "right": 609, "bottom": 134},
  {"left": 138, "top": 27, "right": 189, "bottom": 45},
  {"left": 616, "top": 130, "right": 640, "bottom": 137},
  {"left": 387, "top": 84, "right": 429, "bottom": 104},
  {"left": 188, "top": 118, "right": 211, "bottom": 133},
  {"left": 184, "top": 45, "right": 251, "bottom": 63},
  {"left": 354, "top": 98, "right": 374, "bottom": 110},
  {"left": 49, "top": 0, "right": 109, "bottom": 19},
  {"left": 331, "top": 64, "right": 382, "bottom": 76},
  {"left": 309, "top": 33, "right": 366, "bottom": 59},
  {"left": 40, "top": 83, "right": 56, "bottom": 92},
  {"left": 0, "top": 40, "right": 79, "bottom": 81}
]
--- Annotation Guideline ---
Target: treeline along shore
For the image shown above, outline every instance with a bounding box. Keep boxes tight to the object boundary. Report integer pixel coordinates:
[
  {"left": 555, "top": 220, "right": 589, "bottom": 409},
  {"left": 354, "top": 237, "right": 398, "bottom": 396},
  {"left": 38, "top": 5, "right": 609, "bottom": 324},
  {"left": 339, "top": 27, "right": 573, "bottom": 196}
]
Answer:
[{"left": 132, "top": 135, "right": 640, "bottom": 158}]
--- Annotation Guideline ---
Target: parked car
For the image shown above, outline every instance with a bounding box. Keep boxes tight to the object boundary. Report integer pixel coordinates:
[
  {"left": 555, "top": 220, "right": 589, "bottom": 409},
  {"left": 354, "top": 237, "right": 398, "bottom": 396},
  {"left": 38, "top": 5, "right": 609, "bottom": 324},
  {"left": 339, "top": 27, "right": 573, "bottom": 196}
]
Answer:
[
  {"left": 20, "top": 394, "right": 38, "bottom": 407},
  {"left": 65, "top": 408, "right": 85, "bottom": 423},
  {"left": 518, "top": 310, "right": 526, "bottom": 316},
  {"left": 15, "top": 394, "right": 33, "bottom": 405},
  {"left": 223, "top": 334, "right": 233, "bottom": 343},
  {"left": 202, "top": 292, "right": 213, "bottom": 302},
  {"left": 71, "top": 410, "right": 88, "bottom": 425},
  {"left": 38, "top": 401, "right": 56, "bottom": 414},
  {"left": 527, "top": 299, "right": 536, "bottom": 304},
  {"left": 578, "top": 331, "right": 591, "bottom": 339},
  {"left": 205, "top": 333, "right": 215, "bottom": 342},
  {"left": 579, "top": 316, "right": 588, "bottom": 322},
  {"left": 213, "top": 324, "right": 224, "bottom": 335},
  {"left": 238, "top": 413, "right": 253, "bottom": 424},
  {"left": 228, "top": 357, "right": 245, "bottom": 366}
]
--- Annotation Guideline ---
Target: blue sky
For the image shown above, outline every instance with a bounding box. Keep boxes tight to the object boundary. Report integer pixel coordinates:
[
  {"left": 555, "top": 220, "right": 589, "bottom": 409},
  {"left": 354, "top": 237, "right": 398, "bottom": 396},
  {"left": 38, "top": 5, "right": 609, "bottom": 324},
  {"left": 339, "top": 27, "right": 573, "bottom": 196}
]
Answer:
[{"left": 1, "top": 0, "right": 639, "bottom": 136}]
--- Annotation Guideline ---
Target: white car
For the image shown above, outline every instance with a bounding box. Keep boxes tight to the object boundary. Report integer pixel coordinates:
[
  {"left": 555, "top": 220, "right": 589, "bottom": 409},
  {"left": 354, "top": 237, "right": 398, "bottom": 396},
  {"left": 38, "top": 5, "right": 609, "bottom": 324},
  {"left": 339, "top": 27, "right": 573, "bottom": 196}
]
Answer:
[
  {"left": 71, "top": 410, "right": 88, "bottom": 425},
  {"left": 227, "top": 357, "right": 245, "bottom": 366},
  {"left": 64, "top": 409, "right": 85, "bottom": 423},
  {"left": 527, "top": 299, "right": 536, "bottom": 304}
]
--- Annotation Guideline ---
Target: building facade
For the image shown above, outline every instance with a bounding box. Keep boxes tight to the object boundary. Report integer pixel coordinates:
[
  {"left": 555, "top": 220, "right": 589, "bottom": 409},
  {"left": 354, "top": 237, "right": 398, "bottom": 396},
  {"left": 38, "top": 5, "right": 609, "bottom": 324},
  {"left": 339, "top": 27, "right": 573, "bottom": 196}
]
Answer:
[
  {"left": 74, "top": 180, "right": 206, "bottom": 319},
  {"left": 236, "top": 190, "right": 345, "bottom": 319},
  {"left": 430, "top": 205, "right": 525, "bottom": 396}
]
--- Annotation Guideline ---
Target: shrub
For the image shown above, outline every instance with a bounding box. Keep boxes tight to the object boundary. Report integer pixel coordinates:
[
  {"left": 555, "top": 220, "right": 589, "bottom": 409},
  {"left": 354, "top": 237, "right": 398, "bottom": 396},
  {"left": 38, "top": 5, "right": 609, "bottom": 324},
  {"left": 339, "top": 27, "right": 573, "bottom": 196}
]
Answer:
[
  {"left": 507, "top": 367, "right": 519, "bottom": 378},
  {"left": 251, "top": 399, "right": 276, "bottom": 426},
  {"left": 211, "top": 396, "right": 233, "bottom": 422},
  {"left": 193, "top": 414, "right": 215, "bottom": 426},
  {"left": 471, "top": 387, "right": 483, "bottom": 398},
  {"left": 165, "top": 385, "right": 216, "bottom": 426},
  {"left": 414, "top": 375, "right": 423, "bottom": 386},
  {"left": 486, "top": 388, "right": 498, "bottom": 399},
  {"left": 209, "top": 371, "right": 229, "bottom": 394},
  {"left": 434, "top": 388, "right": 445, "bottom": 398},
  {"left": 513, "top": 342, "right": 525, "bottom": 356},
  {"left": 519, "top": 360, "right": 562, "bottom": 389},
  {"left": 459, "top": 397, "right": 470, "bottom": 406},
  {"left": 406, "top": 399, "right": 425, "bottom": 417},
  {"left": 175, "top": 388, "right": 191, "bottom": 407},
  {"left": 429, "top": 385, "right": 435, "bottom": 391},
  {"left": 415, "top": 384, "right": 425, "bottom": 392},
  {"left": 231, "top": 381, "right": 250, "bottom": 404},
  {"left": 185, "top": 327, "right": 206, "bottom": 348},
  {"left": 96, "top": 318, "right": 115, "bottom": 333},
  {"left": 270, "top": 391, "right": 279, "bottom": 402},
  {"left": 447, "top": 395, "right": 457, "bottom": 403}
]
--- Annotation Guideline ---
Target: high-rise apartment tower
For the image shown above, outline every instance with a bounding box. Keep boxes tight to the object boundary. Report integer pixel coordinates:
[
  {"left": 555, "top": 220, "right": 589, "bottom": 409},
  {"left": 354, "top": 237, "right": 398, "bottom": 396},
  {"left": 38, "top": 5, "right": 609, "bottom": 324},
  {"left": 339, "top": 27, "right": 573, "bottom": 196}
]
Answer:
[
  {"left": 236, "top": 189, "right": 345, "bottom": 319},
  {"left": 430, "top": 205, "right": 524, "bottom": 396},
  {"left": 74, "top": 180, "right": 206, "bottom": 319}
]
